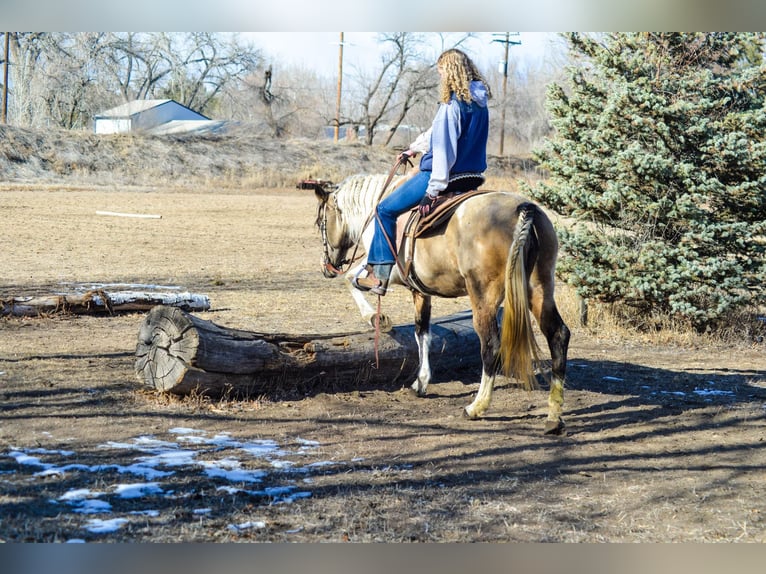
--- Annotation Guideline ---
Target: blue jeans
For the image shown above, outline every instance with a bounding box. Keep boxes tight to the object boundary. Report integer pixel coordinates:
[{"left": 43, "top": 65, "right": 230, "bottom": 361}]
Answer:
[{"left": 367, "top": 170, "right": 430, "bottom": 264}]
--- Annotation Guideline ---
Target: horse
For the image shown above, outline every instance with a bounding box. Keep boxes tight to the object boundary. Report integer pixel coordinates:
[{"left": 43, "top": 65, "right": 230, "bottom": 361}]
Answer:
[{"left": 309, "top": 172, "right": 571, "bottom": 435}]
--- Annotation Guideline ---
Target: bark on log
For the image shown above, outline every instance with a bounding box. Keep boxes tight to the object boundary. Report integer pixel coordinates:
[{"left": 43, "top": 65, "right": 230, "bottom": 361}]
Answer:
[
  {"left": 134, "top": 305, "right": 482, "bottom": 396},
  {"left": 1, "top": 290, "right": 210, "bottom": 317}
]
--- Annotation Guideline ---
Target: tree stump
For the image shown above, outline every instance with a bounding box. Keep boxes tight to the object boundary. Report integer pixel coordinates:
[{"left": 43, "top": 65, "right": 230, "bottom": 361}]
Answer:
[{"left": 134, "top": 305, "right": 482, "bottom": 397}]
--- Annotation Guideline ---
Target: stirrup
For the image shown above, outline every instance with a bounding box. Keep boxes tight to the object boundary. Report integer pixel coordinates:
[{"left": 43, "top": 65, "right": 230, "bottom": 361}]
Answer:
[
  {"left": 351, "top": 266, "right": 373, "bottom": 292},
  {"left": 370, "top": 281, "right": 388, "bottom": 296},
  {"left": 367, "top": 280, "right": 388, "bottom": 296}
]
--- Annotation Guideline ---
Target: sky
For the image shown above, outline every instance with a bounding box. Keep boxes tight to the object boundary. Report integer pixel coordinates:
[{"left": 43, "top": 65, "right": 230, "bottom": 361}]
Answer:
[{"left": 239, "top": 32, "right": 564, "bottom": 78}]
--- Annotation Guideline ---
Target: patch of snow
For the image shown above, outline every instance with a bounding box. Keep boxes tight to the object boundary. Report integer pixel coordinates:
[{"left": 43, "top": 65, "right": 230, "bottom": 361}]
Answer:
[
  {"left": 129, "top": 509, "right": 160, "bottom": 517},
  {"left": 693, "top": 389, "right": 735, "bottom": 397},
  {"left": 59, "top": 488, "right": 104, "bottom": 501},
  {"left": 85, "top": 518, "right": 128, "bottom": 534},
  {"left": 117, "top": 463, "right": 174, "bottom": 480},
  {"left": 114, "top": 482, "right": 164, "bottom": 499},
  {"left": 168, "top": 427, "right": 203, "bottom": 435},
  {"left": 4, "top": 427, "right": 339, "bottom": 536},
  {"left": 136, "top": 449, "right": 198, "bottom": 467},
  {"left": 72, "top": 500, "right": 113, "bottom": 514},
  {"left": 227, "top": 520, "right": 266, "bottom": 532},
  {"left": 296, "top": 438, "right": 320, "bottom": 447},
  {"left": 200, "top": 459, "right": 267, "bottom": 483},
  {"left": 7, "top": 450, "right": 47, "bottom": 467}
]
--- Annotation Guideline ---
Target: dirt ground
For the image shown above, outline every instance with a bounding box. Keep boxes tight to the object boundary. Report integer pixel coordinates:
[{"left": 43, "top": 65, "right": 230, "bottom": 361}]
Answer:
[{"left": 1, "top": 182, "right": 765, "bottom": 543}]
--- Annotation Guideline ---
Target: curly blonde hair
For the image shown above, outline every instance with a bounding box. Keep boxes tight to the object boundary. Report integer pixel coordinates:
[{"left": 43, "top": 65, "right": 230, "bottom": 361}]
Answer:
[{"left": 437, "top": 48, "right": 492, "bottom": 104}]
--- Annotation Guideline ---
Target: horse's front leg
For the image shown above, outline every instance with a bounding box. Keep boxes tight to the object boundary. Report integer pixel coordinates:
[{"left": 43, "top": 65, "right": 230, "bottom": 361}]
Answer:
[
  {"left": 343, "top": 261, "right": 393, "bottom": 332},
  {"left": 410, "top": 291, "right": 432, "bottom": 396}
]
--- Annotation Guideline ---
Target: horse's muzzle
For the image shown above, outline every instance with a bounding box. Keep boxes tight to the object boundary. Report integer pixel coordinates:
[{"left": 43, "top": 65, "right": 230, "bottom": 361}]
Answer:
[{"left": 323, "top": 261, "right": 341, "bottom": 278}]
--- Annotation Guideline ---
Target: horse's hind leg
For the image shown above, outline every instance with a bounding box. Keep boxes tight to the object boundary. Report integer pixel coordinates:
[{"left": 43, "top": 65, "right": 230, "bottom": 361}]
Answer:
[
  {"left": 464, "top": 300, "right": 501, "bottom": 419},
  {"left": 410, "top": 292, "right": 432, "bottom": 396},
  {"left": 530, "top": 280, "right": 570, "bottom": 435}
]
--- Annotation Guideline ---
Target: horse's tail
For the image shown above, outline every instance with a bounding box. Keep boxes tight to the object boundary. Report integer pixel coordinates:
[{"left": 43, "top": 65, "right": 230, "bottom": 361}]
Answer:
[{"left": 500, "top": 202, "right": 543, "bottom": 391}]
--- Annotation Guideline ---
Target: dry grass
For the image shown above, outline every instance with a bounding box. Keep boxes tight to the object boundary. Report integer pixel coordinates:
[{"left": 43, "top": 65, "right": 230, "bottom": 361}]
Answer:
[
  {"left": 0, "top": 123, "right": 540, "bottom": 191},
  {"left": 567, "top": 290, "right": 765, "bottom": 349}
]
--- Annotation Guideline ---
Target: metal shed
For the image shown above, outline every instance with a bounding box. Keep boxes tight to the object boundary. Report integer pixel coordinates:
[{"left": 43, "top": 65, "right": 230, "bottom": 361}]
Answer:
[{"left": 93, "top": 99, "right": 210, "bottom": 134}]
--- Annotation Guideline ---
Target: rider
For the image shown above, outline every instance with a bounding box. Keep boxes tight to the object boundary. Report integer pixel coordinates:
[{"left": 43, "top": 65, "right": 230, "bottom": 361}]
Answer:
[{"left": 353, "top": 48, "right": 492, "bottom": 296}]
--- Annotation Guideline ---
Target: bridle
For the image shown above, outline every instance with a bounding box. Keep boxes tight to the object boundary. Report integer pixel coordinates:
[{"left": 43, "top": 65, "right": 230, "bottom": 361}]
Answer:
[{"left": 318, "top": 197, "right": 356, "bottom": 276}]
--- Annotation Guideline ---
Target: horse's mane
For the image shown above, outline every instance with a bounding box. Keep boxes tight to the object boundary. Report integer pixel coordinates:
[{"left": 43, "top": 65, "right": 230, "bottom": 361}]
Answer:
[{"left": 334, "top": 173, "right": 408, "bottom": 239}]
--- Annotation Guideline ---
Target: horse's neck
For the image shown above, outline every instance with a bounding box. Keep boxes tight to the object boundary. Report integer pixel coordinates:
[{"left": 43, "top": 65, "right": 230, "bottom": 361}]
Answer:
[{"left": 336, "top": 174, "right": 392, "bottom": 238}]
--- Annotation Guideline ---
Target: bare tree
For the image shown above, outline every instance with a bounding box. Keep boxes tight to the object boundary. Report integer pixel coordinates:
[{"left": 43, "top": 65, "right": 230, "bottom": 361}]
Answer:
[
  {"left": 253, "top": 64, "right": 288, "bottom": 137},
  {"left": 102, "top": 32, "right": 173, "bottom": 102},
  {"left": 344, "top": 33, "right": 434, "bottom": 145},
  {"left": 5, "top": 32, "right": 50, "bottom": 127},
  {"left": 158, "top": 33, "right": 261, "bottom": 115},
  {"left": 343, "top": 33, "right": 483, "bottom": 147},
  {"left": 37, "top": 33, "right": 115, "bottom": 129}
]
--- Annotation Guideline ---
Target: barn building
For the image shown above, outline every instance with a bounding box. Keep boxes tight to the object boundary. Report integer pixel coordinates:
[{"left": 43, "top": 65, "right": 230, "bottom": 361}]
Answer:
[{"left": 93, "top": 99, "right": 211, "bottom": 135}]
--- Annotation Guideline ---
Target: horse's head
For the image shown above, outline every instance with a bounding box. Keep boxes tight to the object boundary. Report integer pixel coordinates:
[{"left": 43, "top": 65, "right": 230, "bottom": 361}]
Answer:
[{"left": 309, "top": 181, "right": 355, "bottom": 278}]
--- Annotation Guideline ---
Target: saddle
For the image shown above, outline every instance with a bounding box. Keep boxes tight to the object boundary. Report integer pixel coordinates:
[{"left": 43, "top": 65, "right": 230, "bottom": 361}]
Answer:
[{"left": 396, "top": 188, "right": 491, "bottom": 293}]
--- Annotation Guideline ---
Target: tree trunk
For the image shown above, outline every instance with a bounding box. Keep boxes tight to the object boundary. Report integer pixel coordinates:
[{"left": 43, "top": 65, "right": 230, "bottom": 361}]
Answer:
[
  {"left": 134, "top": 305, "right": 481, "bottom": 397},
  {"left": 1, "top": 290, "right": 210, "bottom": 317}
]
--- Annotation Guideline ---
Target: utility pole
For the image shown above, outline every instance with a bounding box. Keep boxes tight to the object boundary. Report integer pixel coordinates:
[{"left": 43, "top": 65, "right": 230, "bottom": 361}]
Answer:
[
  {"left": 2, "top": 32, "right": 9, "bottom": 124},
  {"left": 334, "top": 32, "right": 344, "bottom": 143},
  {"left": 492, "top": 32, "right": 521, "bottom": 156}
]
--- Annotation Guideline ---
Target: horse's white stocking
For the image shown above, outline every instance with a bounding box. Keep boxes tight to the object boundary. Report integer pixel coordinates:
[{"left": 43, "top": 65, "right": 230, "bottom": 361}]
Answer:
[
  {"left": 411, "top": 328, "right": 432, "bottom": 396},
  {"left": 464, "top": 368, "right": 495, "bottom": 419},
  {"left": 544, "top": 376, "right": 565, "bottom": 434}
]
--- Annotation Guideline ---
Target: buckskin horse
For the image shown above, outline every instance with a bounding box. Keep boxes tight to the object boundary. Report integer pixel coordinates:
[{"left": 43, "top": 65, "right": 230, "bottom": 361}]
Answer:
[{"left": 307, "top": 172, "right": 570, "bottom": 435}]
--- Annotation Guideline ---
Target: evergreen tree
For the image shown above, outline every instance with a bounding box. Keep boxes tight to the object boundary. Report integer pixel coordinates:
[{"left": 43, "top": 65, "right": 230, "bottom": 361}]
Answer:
[{"left": 529, "top": 32, "right": 766, "bottom": 331}]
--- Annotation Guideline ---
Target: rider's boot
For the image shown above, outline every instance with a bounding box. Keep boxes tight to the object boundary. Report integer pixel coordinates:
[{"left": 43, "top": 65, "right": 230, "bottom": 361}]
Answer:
[{"left": 354, "top": 264, "right": 392, "bottom": 296}]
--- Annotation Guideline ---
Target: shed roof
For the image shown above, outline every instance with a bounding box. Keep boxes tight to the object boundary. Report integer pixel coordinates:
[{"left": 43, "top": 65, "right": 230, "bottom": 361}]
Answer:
[
  {"left": 95, "top": 99, "right": 172, "bottom": 118},
  {"left": 95, "top": 99, "right": 209, "bottom": 120}
]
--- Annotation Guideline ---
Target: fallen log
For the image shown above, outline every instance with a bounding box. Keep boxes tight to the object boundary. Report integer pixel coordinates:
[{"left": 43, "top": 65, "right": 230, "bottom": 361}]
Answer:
[
  {"left": 134, "top": 305, "right": 482, "bottom": 396},
  {"left": 1, "top": 290, "right": 210, "bottom": 317}
]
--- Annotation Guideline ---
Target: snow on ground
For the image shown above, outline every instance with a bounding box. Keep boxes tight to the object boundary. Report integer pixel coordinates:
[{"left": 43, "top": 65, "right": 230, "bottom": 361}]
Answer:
[{"left": 1, "top": 427, "right": 351, "bottom": 539}]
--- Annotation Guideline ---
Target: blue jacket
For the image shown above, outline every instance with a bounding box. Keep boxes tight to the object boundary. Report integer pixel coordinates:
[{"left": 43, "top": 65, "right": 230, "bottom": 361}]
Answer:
[{"left": 419, "top": 80, "right": 489, "bottom": 197}]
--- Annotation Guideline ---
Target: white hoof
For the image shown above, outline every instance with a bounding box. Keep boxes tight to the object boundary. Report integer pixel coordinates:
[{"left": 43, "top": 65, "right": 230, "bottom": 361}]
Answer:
[{"left": 410, "top": 380, "right": 428, "bottom": 397}]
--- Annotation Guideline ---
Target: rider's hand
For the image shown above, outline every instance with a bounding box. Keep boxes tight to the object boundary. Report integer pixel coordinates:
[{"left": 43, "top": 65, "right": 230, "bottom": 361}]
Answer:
[
  {"left": 418, "top": 193, "right": 438, "bottom": 217},
  {"left": 397, "top": 150, "right": 416, "bottom": 163}
]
